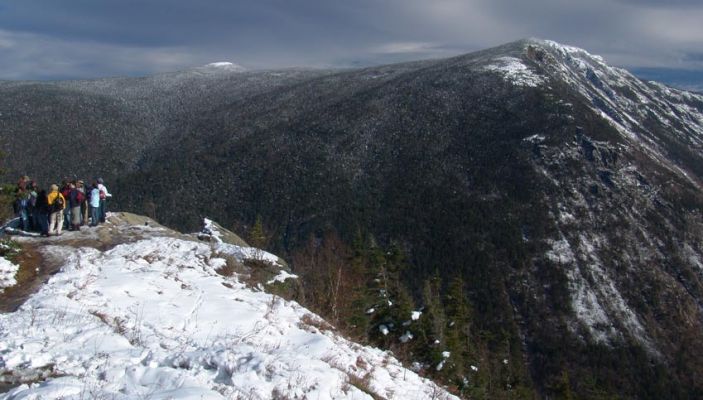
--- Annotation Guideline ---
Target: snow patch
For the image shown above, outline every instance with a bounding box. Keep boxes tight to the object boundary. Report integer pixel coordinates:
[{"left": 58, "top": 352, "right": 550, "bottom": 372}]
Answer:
[
  {"left": 215, "top": 242, "right": 282, "bottom": 266},
  {"left": 202, "top": 218, "right": 222, "bottom": 243},
  {"left": 436, "top": 360, "right": 446, "bottom": 371},
  {"left": 523, "top": 134, "right": 546, "bottom": 143},
  {"left": 684, "top": 244, "right": 703, "bottom": 271},
  {"left": 0, "top": 256, "right": 19, "bottom": 293},
  {"left": 399, "top": 331, "right": 414, "bottom": 343},
  {"left": 266, "top": 270, "right": 298, "bottom": 285},
  {"left": 546, "top": 237, "right": 576, "bottom": 264},
  {"left": 484, "top": 57, "right": 545, "bottom": 87}
]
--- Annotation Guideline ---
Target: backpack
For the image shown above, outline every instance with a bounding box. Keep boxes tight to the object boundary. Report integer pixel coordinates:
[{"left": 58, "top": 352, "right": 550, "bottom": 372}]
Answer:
[{"left": 53, "top": 195, "right": 65, "bottom": 212}]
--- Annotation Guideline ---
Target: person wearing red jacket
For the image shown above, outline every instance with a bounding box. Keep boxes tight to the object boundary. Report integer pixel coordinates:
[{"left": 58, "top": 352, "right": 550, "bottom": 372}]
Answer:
[
  {"left": 67, "top": 182, "right": 85, "bottom": 231},
  {"left": 60, "top": 179, "right": 72, "bottom": 230}
]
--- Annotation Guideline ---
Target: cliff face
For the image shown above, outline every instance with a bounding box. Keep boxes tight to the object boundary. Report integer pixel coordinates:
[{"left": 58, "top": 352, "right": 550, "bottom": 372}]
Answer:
[{"left": 2, "top": 39, "right": 703, "bottom": 397}]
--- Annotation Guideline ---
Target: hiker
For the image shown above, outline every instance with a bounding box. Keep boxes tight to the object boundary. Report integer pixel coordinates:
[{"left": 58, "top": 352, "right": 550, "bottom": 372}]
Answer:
[
  {"left": 97, "top": 178, "right": 111, "bottom": 223},
  {"left": 35, "top": 189, "right": 50, "bottom": 236},
  {"left": 60, "top": 179, "right": 72, "bottom": 230},
  {"left": 77, "top": 180, "right": 88, "bottom": 226},
  {"left": 14, "top": 177, "right": 31, "bottom": 231},
  {"left": 27, "top": 181, "right": 38, "bottom": 231},
  {"left": 68, "top": 183, "right": 84, "bottom": 231},
  {"left": 47, "top": 184, "right": 66, "bottom": 236},
  {"left": 89, "top": 183, "right": 101, "bottom": 227}
]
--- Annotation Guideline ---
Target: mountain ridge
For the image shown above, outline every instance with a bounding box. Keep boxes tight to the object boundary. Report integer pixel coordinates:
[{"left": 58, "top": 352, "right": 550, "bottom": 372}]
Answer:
[{"left": 2, "top": 39, "right": 703, "bottom": 398}]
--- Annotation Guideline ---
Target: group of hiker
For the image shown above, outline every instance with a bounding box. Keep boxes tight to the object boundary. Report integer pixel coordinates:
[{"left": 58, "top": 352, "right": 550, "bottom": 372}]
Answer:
[{"left": 12, "top": 176, "right": 112, "bottom": 237}]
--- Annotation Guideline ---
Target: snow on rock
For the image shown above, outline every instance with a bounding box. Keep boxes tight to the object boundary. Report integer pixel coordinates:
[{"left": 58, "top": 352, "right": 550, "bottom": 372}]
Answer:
[
  {"left": 197, "top": 218, "right": 288, "bottom": 279},
  {"left": 216, "top": 241, "right": 282, "bottom": 266},
  {"left": 484, "top": 56, "right": 545, "bottom": 87},
  {"left": 198, "top": 218, "right": 282, "bottom": 268},
  {"left": 399, "top": 331, "right": 414, "bottom": 343},
  {"left": 266, "top": 270, "right": 298, "bottom": 285},
  {"left": 436, "top": 360, "right": 446, "bottom": 371},
  {"left": 411, "top": 310, "right": 422, "bottom": 321},
  {"left": 546, "top": 237, "right": 576, "bottom": 265},
  {"left": 0, "top": 234, "right": 456, "bottom": 400},
  {"left": 201, "top": 218, "right": 223, "bottom": 243},
  {"left": 523, "top": 134, "right": 546, "bottom": 143},
  {"left": 0, "top": 257, "right": 19, "bottom": 293}
]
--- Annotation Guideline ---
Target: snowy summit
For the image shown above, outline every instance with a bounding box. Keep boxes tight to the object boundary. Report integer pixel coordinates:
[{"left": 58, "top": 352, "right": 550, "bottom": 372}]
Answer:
[{"left": 201, "top": 62, "right": 246, "bottom": 72}]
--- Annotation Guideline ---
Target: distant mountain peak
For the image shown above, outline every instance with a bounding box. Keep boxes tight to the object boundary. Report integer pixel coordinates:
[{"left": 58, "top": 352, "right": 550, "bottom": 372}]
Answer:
[{"left": 200, "top": 61, "right": 246, "bottom": 72}]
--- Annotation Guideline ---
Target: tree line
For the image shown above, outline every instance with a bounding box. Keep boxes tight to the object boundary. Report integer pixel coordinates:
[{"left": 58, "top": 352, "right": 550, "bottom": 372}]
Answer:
[{"left": 289, "top": 228, "right": 535, "bottom": 399}]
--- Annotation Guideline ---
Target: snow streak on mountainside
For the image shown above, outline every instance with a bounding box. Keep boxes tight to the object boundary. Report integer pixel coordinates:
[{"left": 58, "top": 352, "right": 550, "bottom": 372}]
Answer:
[{"left": 0, "top": 217, "right": 455, "bottom": 399}]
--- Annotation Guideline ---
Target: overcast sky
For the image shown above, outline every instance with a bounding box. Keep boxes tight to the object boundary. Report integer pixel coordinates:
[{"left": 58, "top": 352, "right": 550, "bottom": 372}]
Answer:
[{"left": 1, "top": 0, "right": 702, "bottom": 84}]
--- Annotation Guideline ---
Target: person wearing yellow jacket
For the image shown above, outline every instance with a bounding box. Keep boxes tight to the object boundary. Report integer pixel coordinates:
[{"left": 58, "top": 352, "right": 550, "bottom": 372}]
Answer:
[{"left": 47, "top": 184, "right": 66, "bottom": 236}]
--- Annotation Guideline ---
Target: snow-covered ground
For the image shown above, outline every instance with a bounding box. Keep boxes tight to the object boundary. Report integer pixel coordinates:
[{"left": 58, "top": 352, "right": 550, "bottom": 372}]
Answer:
[
  {"left": 0, "top": 220, "right": 456, "bottom": 399},
  {"left": 0, "top": 258, "right": 18, "bottom": 294}
]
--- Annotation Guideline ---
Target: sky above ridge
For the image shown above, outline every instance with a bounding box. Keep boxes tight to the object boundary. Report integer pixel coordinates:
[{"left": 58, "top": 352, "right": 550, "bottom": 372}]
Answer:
[{"left": 1, "top": 0, "right": 702, "bottom": 90}]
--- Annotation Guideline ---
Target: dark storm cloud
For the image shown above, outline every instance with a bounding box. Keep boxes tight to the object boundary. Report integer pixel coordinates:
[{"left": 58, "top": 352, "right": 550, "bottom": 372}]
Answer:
[
  {"left": 0, "top": 1, "right": 380, "bottom": 48},
  {"left": 1, "top": 0, "right": 702, "bottom": 81}
]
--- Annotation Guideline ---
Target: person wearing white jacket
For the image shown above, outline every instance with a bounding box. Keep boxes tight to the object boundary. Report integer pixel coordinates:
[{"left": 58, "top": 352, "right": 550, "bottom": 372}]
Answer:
[
  {"left": 97, "top": 177, "right": 112, "bottom": 223},
  {"left": 89, "top": 183, "right": 101, "bottom": 226}
]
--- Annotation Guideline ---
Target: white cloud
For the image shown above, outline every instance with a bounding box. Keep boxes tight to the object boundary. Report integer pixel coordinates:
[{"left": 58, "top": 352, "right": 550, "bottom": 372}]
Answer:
[
  {"left": 0, "top": 35, "right": 15, "bottom": 49},
  {"left": 372, "top": 41, "right": 439, "bottom": 54}
]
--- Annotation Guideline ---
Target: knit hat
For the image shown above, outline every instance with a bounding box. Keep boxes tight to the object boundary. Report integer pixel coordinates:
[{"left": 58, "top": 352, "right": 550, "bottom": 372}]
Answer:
[{"left": 50, "top": 184, "right": 58, "bottom": 191}]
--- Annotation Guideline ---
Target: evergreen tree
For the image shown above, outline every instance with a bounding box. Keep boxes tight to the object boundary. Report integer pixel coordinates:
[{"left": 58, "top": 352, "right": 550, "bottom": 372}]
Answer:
[
  {"left": 351, "top": 236, "right": 417, "bottom": 349},
  {"left": 366, "top": 237, "right": 395, "bottom": 346},
  {"left": 417, "top": 272, "right": 446, "bottom": 370},
  {"left": 378, "top": 242, "right": 416, "bottom": 349},
  {"left": 346, "top": 229, "right": 372, "bottom": 340},
  {"left": 249, "top": 214, "right": 267, "bottom": 249},
  {"left": 444, "top": 275, "right": 474, "bottom": 385}
]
